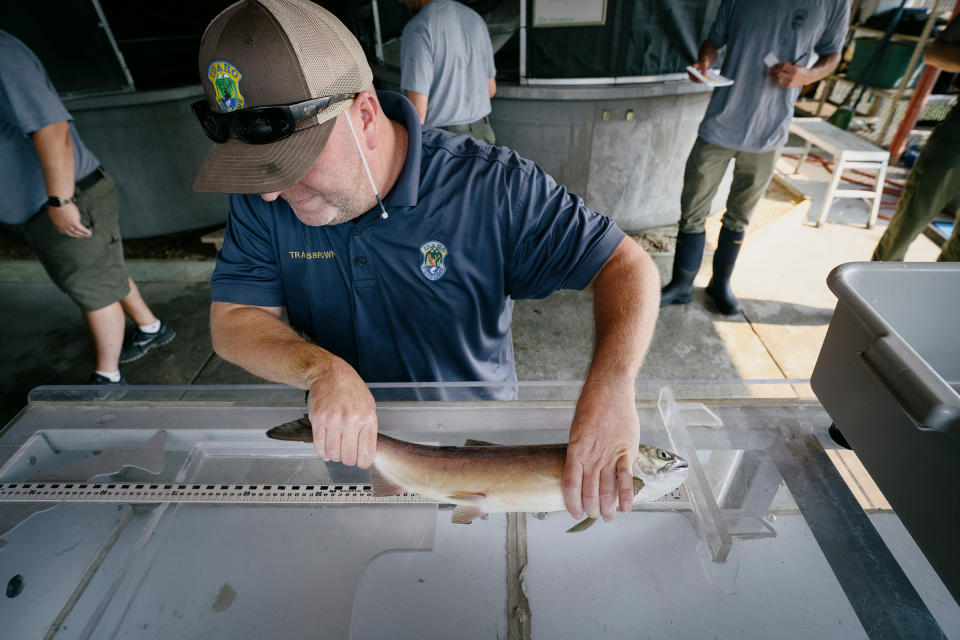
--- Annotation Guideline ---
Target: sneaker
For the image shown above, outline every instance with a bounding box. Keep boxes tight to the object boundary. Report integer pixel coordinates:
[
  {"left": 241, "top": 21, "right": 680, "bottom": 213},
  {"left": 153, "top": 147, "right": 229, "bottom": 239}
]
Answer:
[
  {"left": 119, "top": 322, "right": 176, "bottom": 363},
  {"left": 88, "top": 372, "right": 127, "bottom": 385}
]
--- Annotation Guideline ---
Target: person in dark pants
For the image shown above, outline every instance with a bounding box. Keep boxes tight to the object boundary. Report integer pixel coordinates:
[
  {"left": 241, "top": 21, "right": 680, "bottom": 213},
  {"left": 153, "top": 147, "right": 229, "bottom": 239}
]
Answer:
[
  {"left": 661, "top": 0, "right": 847, "bottom": 314},
  {"left": 872, "top": 15, "right": 960, "bottom": 263},
  {"left": 399, "top": 0, "right": 497, "bottom": 143},
  {"left": 0, "top": 30, "right": 174, "bottom": 385}
]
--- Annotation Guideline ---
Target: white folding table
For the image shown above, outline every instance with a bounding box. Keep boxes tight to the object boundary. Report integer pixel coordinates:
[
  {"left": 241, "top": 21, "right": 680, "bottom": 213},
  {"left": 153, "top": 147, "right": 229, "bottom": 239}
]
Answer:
[{"left": 789, "top": 117, "right": 890, "bottom": 228}]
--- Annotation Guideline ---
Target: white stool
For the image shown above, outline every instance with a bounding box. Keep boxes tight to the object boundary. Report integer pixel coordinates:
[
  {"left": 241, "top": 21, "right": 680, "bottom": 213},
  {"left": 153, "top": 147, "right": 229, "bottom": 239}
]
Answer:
[{"left": 788, "top": 117, "right": 890, "bottom": 228}]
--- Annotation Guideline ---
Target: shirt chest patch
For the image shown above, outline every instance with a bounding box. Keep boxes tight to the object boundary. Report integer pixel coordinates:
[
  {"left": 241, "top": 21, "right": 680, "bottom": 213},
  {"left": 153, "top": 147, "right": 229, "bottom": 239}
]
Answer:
[{"left": 419, "top": 240, "right": 448, "bottom": 282}]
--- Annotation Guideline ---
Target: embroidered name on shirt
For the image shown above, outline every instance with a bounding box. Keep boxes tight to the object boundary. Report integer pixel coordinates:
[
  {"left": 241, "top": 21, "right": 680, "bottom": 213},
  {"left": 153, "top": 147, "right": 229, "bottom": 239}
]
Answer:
[{"left": 288, "top": 250, "right": 336, "bottom": 260}]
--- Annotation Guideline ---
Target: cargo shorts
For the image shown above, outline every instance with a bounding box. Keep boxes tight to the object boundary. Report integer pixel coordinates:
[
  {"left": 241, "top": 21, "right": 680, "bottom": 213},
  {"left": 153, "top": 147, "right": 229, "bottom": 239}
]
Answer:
[{"left": 23, "top": 168, "right": 131, "bottom": 312}]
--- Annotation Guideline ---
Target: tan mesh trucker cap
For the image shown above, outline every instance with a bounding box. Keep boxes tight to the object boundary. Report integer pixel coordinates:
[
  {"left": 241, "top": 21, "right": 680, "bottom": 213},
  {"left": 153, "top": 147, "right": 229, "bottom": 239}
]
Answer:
[{"left": 193, "top": 0, "right": 373, "bottom": 193}]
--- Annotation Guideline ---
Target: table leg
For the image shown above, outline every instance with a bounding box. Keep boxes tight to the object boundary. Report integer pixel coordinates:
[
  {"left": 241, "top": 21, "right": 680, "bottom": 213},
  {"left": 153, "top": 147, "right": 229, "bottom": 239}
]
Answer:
[
  {"left": 867, "top": 161, "right": 888, "bottom": 229},
  {"left": 818, "top": 158, "right": 845, "bottom": 227},
  {"left": 795, "top": 140, "right": 812, "bottom": 174}
]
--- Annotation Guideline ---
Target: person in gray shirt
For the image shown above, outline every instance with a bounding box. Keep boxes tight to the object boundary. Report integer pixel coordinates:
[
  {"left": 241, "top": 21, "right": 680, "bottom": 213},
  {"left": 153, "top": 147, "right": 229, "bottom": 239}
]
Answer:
[
  {"left": 400, "top": 0, "right": 497, "bottom": 143},
  {"left": 0, "top": 30, "right": 175, "bottom": 384},
  {"left": 661, "top": 0, "right": 849, "bottom": 314}
]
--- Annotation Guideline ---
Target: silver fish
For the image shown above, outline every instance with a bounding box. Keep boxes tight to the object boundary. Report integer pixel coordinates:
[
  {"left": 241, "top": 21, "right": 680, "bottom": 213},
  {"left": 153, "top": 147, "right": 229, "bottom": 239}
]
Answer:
[{"left": 267, "top": 418, "right": 689, "bottom": 532}]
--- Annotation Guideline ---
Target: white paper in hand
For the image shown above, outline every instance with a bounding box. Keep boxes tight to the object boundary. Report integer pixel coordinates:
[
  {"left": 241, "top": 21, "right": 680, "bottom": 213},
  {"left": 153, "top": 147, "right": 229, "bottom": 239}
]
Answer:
[{"left": 686, "top": 66, "right": 734, "bottom": 87}]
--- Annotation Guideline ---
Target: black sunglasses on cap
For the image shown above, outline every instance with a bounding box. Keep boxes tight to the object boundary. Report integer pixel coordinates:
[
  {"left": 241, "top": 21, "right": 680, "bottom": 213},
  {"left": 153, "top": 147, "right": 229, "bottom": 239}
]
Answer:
[{"left": 191, "top": 93, "right": 357, "bottom": 145}]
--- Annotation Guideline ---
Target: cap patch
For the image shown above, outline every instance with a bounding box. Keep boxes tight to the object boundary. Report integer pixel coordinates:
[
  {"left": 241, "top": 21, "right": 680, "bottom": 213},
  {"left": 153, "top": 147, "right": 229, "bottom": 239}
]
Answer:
[
  {"left": 420, "top": 241, "right": 448, "bottom": 282},
  {"left": 208, "top": 60, "right": 245, "bottom": 112}
]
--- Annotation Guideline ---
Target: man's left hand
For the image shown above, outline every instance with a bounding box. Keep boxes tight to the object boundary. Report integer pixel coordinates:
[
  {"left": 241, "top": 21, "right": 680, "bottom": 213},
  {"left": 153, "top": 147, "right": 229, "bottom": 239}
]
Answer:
[
  {"left": 562, "top": 383, "right": 640, "bottom": 522},
  {"left": 767, "top": 62, "right": 809, "bottom": 88}
]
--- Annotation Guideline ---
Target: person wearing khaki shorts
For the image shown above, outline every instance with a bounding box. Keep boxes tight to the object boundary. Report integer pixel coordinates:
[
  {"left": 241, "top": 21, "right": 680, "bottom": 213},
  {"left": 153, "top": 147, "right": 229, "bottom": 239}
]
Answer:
[{"left": 1, "top": 30, "right": 174, "bottom": 385}]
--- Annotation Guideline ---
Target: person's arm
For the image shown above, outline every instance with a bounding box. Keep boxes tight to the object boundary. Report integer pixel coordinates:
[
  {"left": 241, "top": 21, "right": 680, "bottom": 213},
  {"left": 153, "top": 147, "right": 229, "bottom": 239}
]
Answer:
[
  {"left": 405, "top": 90, "right": 429, "bottom": 124},
  {"left": 210, "top": 301, "right": 378, "bottom": 468},
  {"left": 31, "top": 121, "right": 91, "bottom": 238},
  {"left": 767, "top": 52, "right": 840, "bottom": 89},
  {"left": 488, "top": 77, "right": 497, "bottom": 98},
  {"left": 924, "top": 38, "right": 960, "bottom": 73},
  {"left": 689, "top": 40, "right": 722, "bottom": 82},
  {"left": 562, "top": 237, "right": 661, "bottom": 522}
]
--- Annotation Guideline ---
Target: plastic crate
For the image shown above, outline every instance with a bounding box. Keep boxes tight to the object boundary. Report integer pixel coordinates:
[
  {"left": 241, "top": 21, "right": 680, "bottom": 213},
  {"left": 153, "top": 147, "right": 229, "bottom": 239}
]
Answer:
[
  {"left": 811, "top": 262, "right": 960, "bottom": 601},
  {"left": 847, "top": 38, "right": 923, "bottom": 88}
]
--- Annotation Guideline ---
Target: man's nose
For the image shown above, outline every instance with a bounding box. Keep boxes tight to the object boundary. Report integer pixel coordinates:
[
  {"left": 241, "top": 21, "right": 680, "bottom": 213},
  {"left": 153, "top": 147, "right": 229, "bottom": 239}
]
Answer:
[{"left": 260, "top": 191, "right": 281, "bottom": 202}]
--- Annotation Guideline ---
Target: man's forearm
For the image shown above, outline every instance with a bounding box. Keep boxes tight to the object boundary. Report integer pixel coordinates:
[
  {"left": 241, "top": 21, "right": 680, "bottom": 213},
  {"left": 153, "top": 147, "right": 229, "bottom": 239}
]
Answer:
[
  {"left": 924, "top": 39, "right": 960, "bottom": 73},
  {"left": 405, "top": 90, "right": 429, "bottom": 124},
  {"left": 210, "top": 302, "right": 343, "bottom": 390},
  {"left": 804, "top": 52, "right": 840, "bottom": 84},
  {"left": 561, "top": 238, "right": 660, "bottom": 521},
  {"left": 31, "top": 121, "right": 75, "bottom": 200},
  {"left": 586, "top": 238, "right": 660, "bottom": 387}
]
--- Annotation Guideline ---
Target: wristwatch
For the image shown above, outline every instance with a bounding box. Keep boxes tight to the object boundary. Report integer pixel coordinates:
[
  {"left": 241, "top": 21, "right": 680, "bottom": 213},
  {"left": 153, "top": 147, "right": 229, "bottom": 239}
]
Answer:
[{"left": 46, "top": 195, "right": 76, "bottom": 208}]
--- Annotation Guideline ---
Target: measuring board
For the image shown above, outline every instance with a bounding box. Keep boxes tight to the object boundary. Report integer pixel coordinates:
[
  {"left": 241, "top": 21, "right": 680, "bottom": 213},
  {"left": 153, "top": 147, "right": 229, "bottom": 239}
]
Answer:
[
  {"left": 0, "top": 482, "right": 436, "bottom": 504},
  {"left": 0, "top": 482, "right": 687, "bottom": 507}
]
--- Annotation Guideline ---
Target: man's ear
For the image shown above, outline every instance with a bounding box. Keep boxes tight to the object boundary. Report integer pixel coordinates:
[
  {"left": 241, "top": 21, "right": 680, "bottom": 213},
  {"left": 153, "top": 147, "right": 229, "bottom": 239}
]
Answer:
[{"left": 354, "top": 89, "right": 380, "bottom": 148}]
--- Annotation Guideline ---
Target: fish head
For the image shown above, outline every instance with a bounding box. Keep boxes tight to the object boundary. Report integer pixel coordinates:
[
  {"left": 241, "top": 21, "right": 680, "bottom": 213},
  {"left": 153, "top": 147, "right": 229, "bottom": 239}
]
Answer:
[{"left": 631, "top": 445, "right": 689, "bottom": 502}]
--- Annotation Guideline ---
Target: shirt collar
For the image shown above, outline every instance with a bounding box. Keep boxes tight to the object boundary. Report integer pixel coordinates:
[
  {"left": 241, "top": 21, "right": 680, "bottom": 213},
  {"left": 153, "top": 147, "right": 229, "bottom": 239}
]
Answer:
[{"left": 377, "top": 90, "right": 420, "bottom": 209}]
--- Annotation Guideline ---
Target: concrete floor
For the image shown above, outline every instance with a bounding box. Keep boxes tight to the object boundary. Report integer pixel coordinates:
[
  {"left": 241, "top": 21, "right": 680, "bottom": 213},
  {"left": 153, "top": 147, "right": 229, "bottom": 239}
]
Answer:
[{"left": 0, "top": 152, "right": 941, "bottom": 428}]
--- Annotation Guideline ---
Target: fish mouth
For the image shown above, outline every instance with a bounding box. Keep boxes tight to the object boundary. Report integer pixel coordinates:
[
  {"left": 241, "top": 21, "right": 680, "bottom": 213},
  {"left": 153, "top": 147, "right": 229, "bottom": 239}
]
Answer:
[{"left": 674, "top": 459, "right": 689, "bottom": 471}]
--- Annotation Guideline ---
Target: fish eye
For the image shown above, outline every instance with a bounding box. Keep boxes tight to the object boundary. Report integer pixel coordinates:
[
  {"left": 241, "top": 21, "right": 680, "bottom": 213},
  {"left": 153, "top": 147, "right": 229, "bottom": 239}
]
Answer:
[{"left": 658, "top": 450, "right": 670, "bottom": 460}]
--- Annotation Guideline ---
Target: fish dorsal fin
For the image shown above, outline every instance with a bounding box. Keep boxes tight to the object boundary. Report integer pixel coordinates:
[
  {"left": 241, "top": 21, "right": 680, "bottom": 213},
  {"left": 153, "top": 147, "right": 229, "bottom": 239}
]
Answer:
[
  {"left": 369, "top": 466, "right": 405, "bottom": 497},
  {"left": 451, "top": 504, "right": 485, "bottom": 524},
  {"left": 566, "top": 517, "right": 597, "bottom": 534},
  {"left": 463, "top": 439, "right": 498, "bottom": 447},
  {"left": 265, "top": 415, "right": 313, "bottom": 442},
  {"left": 633, "top": 477, "right": 645, "bottom": 496}
]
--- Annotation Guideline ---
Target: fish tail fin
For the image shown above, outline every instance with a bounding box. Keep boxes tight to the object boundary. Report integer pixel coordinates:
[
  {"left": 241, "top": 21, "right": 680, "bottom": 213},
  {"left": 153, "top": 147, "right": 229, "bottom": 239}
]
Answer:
[
  {"left": 369, "top": 466, "right": 405, "bottom": 497},
  {"left": 566, "top": 517, "right": 597, "bottom": 534},
  {"left": 265, "top": 416, "right": 313, "bottom": 443}
]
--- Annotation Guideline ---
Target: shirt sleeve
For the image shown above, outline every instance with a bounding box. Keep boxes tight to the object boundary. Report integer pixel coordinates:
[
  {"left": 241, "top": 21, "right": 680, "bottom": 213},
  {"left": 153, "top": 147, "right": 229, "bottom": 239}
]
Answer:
[
  {"left": 210, "top": 194, "right": 286, "bottom": 308},
  {"left": 400, "top": 21, "right": 434, "bottom": 96},
  {"left": 0, "top": 40, "right": 71, "bottom": 136},
  {"left": 939, "top": 15, "right": 960, "bottom": 45},
  {"left": 815, "top": 0, "right": 851, "bottom": 56},
  {"left": 506, "top": 163, "right": 625, "bottom": 299},
  {"left": 706, "top": 0, "right": 735, "bottom": 48}
]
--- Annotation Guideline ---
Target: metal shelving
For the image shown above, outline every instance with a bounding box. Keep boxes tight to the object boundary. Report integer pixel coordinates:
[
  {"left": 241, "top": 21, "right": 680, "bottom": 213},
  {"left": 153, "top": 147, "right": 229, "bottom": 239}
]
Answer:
[{"left": 814, "top": 0, "right": 956, "bottom": 147}]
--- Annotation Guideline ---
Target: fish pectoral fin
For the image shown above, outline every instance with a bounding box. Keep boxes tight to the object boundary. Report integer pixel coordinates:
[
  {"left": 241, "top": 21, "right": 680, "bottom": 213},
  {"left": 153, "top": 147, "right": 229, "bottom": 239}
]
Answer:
[
  {"left": 370, "top": 466, "right": 406, "bottom": 497},
  {"left": 566, "top": 517, "right": 597, "bottom": 534},
  {"left": 463, "top": 439, "right": 498, "bottom": 447},
  {"left": 450, "top": 504, "right": 486, "bottom": 524},
  {"left": 633, "top": 477, "right": 645, "bottom": 496},
  {"left": 265, "top": 415, "right": 313, "bottom": 443}
]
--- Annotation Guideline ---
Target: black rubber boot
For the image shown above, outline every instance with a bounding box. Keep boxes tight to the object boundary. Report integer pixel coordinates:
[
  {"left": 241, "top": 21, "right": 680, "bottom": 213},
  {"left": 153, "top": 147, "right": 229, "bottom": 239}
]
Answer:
[
  {"left": 661, "top": 231, "right": 705, "bottom": 307},
  {"left": 705, "top": 226, "right": 744, "bottom": 315}
]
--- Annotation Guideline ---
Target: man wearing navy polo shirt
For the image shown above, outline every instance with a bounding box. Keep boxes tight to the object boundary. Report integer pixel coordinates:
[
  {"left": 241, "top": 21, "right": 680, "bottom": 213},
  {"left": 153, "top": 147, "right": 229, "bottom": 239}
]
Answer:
[{"left": 191, "top": 0, "right": 660, "bottom": 526}]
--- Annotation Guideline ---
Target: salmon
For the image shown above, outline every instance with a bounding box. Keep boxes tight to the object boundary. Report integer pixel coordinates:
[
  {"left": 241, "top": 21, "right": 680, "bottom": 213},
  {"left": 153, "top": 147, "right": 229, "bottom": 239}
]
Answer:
[{"left": 267, "top": 417, "right": 689, "bottom": 531}]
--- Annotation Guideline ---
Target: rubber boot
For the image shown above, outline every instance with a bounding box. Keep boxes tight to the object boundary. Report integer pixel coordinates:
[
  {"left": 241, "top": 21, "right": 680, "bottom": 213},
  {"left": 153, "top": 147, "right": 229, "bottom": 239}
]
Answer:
[
  {"left": 705, "top": 226, "right": 744, "bottom": 315},
  {"left": 660, "top": 231, "right": 705, "bottom": 307}
]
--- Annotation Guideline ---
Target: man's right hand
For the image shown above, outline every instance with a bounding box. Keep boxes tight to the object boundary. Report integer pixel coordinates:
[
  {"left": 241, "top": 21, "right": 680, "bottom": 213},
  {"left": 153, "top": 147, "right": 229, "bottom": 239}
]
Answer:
[
  {"left": 48, "top": 202, "right": 92, "bottom": 238},
  {"left": 306, "top": 360, "right": 378, "bottom": 468},
  {"left": 688, "top": 58, "right": 712, "bottom": 83}
]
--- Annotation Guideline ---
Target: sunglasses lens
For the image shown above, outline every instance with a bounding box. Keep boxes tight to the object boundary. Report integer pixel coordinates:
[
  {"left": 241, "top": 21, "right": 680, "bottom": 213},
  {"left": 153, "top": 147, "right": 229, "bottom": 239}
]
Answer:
[
  {"left": 191, "top": 101, "right": 230, "bottom": 143},
  {"left": 234, "top": 108, "right": 295, "bottom": 144}
]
